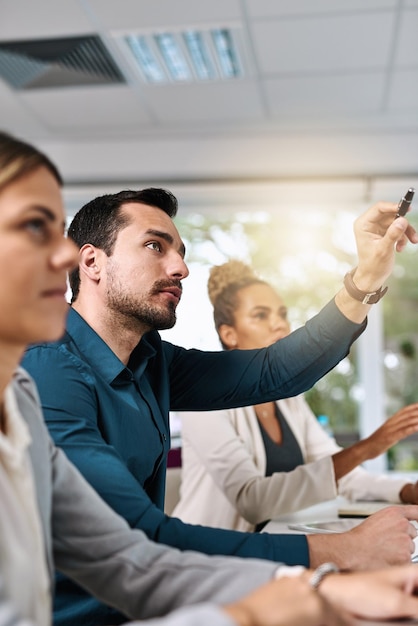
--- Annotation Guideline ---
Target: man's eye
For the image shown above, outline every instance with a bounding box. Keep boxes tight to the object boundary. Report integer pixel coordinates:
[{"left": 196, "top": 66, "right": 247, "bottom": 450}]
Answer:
[{"left": 146, "top": 241, "right": 162, "bottom": 252}]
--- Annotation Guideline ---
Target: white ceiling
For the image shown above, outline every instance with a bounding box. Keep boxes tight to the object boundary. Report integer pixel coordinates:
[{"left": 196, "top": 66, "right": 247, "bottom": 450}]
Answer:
[{"left": 1, "top": 0, "right": 418, "bottom": 211}]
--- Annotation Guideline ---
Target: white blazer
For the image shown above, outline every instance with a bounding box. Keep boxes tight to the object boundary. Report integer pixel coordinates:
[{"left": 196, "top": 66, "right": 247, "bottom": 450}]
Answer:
[{"left": 173, "top": 396, "right": 407, "bottom": 532}]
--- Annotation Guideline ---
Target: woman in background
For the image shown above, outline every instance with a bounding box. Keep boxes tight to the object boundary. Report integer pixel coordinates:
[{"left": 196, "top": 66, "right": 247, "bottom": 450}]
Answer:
[{"left": 174, "top": 260, "right": 418, "bottom": 532}]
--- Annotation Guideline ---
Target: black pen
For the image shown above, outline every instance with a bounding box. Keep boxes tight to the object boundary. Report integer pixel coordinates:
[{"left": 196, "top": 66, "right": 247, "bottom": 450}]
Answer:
[{"left": 396, "top": 187, "right": 415, "bottom": 218}]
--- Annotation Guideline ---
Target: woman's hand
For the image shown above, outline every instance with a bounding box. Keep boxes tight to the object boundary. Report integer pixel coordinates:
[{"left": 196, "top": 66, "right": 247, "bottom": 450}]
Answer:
[
  {"left": 332, "top": 403, "right": 418, "bottom": 481},
  {"left": 223, "top": 574, "right": 353, "bottom": 626},
  {"left": 320, "top": 564, "right": 418, "bottom": 620},
  {"left": 400, "top": 481, "right": 418, "bottom": 504},
  {"left": 224, "top": 563, "right": 418, "bottom": 625},
  {"left": 364, "top": 403, "right": 418, "bottom": 459}
]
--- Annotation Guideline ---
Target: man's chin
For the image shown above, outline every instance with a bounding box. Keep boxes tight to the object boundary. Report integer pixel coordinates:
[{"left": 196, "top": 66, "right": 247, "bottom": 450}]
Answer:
[{"left": 155, "top": 315, "right": 177, "bottom": 331}]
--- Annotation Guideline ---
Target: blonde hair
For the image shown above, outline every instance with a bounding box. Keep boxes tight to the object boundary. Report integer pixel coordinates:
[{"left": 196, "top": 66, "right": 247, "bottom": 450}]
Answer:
[
  {"left": 0, "top": 131, "right": 62, "bottom": 193},
  {"left": 208, "top": 260, "right": 266, "bottom": 348}
]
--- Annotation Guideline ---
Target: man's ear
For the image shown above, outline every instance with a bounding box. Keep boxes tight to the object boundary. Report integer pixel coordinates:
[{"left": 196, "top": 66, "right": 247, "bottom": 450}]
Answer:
[
  {"left": 219, "top": 324, "right": 238, "bottom": 349},
  {"left": 78, "top": 244, "right": 102, "bottom": 280}
]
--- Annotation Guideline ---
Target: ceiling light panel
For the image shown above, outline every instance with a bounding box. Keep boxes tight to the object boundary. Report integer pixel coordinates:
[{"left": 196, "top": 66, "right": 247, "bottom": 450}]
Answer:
[
  {"left": 119, "top": 27, "right": 244, "bottom": 84},
  {"left": 155, "top": 32, "right": 192, "bottom": 81},
  {"left": 125, "top": 35, "right": 166, "bottom": 83},
  {"left": 212, "top": 29, "right": 241, "bottom": 79},
  {"left": 183, "top": 30, "right": 216, "bottom": 80}
]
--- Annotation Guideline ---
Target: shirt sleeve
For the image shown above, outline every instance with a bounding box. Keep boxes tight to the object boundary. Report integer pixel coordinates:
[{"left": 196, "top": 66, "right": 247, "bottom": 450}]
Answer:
[
  {"left": 166, "top": 299, "right": 366, "bottom": 410},
  {"left": 15, "top": 368, "right": 280, "bottom": 622},
  {"left": 126, "top": 605, "right": 237, "bottom": 626},
  {"left": 295, "top": 395, "right": 407, "bottom": 503},
  {"left": 48, "top": 435, "right": 280, "bottom": 621},
  {"left": 21, "top": 345, "right": 310, "bottom": 567}
]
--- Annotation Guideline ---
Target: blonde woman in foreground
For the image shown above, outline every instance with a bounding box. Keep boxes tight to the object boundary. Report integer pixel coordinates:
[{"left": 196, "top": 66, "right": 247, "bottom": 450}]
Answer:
[{"left": 175, "top": 260, "right": 418, "bottom": 532}]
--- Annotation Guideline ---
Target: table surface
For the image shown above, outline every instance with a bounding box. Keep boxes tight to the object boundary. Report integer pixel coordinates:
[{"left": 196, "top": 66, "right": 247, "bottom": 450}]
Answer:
[
  {"left": 261, "top": 496, "right": 390, "bottom": 535},
  {"left": 263, "top": 498, "right": 418, "bottom": 625}
]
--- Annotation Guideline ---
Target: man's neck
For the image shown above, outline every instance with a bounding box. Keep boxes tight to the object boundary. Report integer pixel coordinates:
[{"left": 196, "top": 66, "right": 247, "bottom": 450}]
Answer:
[{"left": 71, "top": 301, "right": 145, "bottom": 366}]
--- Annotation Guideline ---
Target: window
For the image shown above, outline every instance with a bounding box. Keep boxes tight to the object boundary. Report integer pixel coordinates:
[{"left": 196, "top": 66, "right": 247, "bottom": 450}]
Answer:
[{"left": 160, "top": 183, "right": 418, "bottom": 474}]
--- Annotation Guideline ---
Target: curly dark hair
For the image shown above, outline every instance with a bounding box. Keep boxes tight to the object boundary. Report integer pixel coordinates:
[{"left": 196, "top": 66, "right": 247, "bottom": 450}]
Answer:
[{"left": 208, "top": 260, "right": 266, "bottom": 349}]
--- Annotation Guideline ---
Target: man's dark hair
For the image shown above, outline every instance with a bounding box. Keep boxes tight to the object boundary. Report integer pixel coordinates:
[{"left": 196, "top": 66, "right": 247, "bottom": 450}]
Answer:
[{"left": 68, "top": 188, "right": 178, "bottom": 302}]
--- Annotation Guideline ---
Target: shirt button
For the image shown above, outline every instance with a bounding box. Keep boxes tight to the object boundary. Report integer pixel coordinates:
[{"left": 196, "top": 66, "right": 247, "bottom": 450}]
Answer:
[{"left": 163, "top": 433, "right": 167, "bottom": 441}]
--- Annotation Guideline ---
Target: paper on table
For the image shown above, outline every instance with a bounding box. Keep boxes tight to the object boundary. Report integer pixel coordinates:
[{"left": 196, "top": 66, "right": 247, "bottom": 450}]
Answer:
[
  {"left": 337, "top": 500, "right": 392, "bottom": 518},
  {"left": 288, "top": 519, "right": 362, "bottom": 534}
]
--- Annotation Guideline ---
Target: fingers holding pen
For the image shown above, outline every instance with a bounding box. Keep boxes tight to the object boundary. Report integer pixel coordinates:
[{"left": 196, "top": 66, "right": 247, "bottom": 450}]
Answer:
[
  {"left": 351, "top": 200, "right": 417, "bottom": 300},
  {"left": 356, "top": 202, "right": 416, "bottom": 243},
  {"left": 391, "top": 215, "right": 418, "bottom": 252}
]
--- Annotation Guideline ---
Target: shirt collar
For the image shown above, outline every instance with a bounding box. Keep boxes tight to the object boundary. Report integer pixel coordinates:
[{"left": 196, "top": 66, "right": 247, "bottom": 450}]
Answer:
[
  {"left": 66, "top": 307, "right": 157, "bottom": 384},
  {"left": 0, "top": 382, "right": 32, "bottom": 468}
]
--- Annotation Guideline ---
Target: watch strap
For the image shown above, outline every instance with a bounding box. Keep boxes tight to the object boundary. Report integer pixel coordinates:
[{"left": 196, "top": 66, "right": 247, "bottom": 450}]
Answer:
[
  {"left": 309, "top": 562, "right": 340, "bottom": 590},
  {"left": 343, "top": 268, "right": 388, "bottom": 304}
]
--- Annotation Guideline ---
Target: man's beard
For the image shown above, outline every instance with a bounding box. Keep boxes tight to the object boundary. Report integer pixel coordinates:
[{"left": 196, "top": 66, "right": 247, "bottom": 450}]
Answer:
[{"left": 106, "top": 274, "right": 179, "bottom": 332}]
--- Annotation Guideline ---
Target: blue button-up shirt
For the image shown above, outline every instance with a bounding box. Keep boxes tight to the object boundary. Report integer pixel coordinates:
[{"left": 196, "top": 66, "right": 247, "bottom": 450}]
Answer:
[{"left": 22, "top": 301, "right": 365, "bottom": 625}]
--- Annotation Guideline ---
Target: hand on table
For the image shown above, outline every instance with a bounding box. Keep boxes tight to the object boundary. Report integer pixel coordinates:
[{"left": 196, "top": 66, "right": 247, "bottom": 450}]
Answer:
[
  {"left": 308, "top": 505, "right": 418, "bottom": 570},
  {"left": 224, "top": 574, "right": 353, "bottom": 626},
  {"left": 320, "top": 564, "right": 418, "bottom": 621}
]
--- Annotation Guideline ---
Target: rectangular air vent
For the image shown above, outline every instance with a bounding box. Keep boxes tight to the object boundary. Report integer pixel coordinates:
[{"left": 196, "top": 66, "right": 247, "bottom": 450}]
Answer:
[{"left": 0, "top": 35, "right": 125, "bottom": 90}]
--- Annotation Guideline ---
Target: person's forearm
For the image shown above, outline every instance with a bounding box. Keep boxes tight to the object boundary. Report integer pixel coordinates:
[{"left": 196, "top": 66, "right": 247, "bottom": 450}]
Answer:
[
  {"left": 307, "top": 530, "right": 385, "bottom": 571},
  {"left": 223, "top": 605, "right": 252, "bottom": 626},
  {"left": 399, "top": 483, "right": 416, "bottom": 503},
  {"left": 307, "top": 534, "right": 350, "bottom": 569},
  {"left": 308, "top": 505, "right": 418, "bottom": 571},
  {"left": 334, "top": 286, "right": 373, "bottom": 324},
  {"left": 331, "top": 439, "right": 372, "bottom": 481}
]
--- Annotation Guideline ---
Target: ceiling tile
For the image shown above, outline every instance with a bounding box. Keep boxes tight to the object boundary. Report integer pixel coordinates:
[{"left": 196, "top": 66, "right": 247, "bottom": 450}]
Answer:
[
  {"left": 86, "top": 0, "right": 242, "bottom": 32},
  {"left": 394, "top": 7, "right": 418, "bottom": 67},
  {"left": 19, "top": 86, "right": 151, "bottom": 131},
  {"left": 0, "top": 82, "right": 46, "bottom": 134},
  {"left": 252, "top": 12, "right": 395, "bottom": 74},
  {"left": 245, "top": 0, "right": 398, "bottom": 18},
  {"left": 387, "top": 69, "right": 418, "bottom": 110},
  {"left": 264, "top": 72, "right": 386, "bottom": 118},
  {"left": 0, "top": 0, "right": 92, "bottom": 39},
  {"left": 142, "top": 80, "right": 264, "bottom": 123}
]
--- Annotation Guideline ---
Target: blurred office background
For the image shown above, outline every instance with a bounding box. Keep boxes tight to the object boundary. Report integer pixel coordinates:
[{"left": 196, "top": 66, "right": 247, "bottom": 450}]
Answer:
[{"left": 1, "top": 0, "right": 418, "bottom": 471}]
